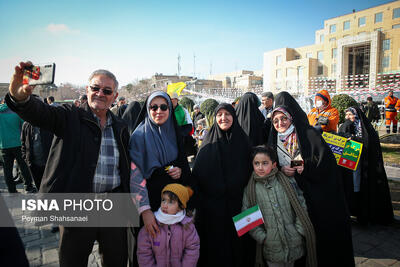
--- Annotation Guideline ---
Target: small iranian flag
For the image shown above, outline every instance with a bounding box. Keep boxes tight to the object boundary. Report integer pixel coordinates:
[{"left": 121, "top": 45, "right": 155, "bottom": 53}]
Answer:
[{"left": 233, "top": 205, "right": 264, "bottom": 237}]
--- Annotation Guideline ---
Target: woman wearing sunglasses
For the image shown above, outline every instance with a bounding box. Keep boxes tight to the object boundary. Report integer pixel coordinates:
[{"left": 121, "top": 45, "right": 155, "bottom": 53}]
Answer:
[{"left": 129, "top": 91, "right": 192, "bottom": 239}]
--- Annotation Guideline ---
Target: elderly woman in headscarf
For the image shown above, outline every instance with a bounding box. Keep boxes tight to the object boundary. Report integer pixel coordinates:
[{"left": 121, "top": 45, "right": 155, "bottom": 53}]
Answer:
[
  {"left": 235, "top": 92, "right": 268, "bottom": 146},
  {"left": 129, "top": 91, "right": 191, "bottom": 238},
  {"left": 338, "top": 106, "right": 393, "bottom": 225},
  {"left": 192, "top": 103, "right": 255, "bottom": 267},
  {"left": 268, "top": 92, "right": 354, "bottom": 267}
]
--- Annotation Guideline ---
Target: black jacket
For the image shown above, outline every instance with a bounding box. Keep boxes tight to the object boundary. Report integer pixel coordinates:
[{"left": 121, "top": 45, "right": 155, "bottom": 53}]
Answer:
[
  {"left": 6, "top": 94, "right": 130, "bottom": 193},
  {"left": 21, "top": 121, "right": 53, "bottom": 167}
]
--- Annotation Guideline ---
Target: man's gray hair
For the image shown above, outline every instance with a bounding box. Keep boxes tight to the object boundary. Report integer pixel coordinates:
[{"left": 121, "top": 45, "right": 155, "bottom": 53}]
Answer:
[
  {"left": 88, "top": 69, "right": 119, "bottom": 91},
  {"left": 261, "top": 91, "right": 274, "bottom": 100}
]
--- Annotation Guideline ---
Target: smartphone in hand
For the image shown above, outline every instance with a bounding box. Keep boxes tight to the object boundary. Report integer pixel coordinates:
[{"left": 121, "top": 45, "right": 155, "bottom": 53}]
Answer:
[
  {"left": 23, "top": 63, "right": 55, "bottom": 85},
  {"left": 290, "top": 160, "right": 303, "bottom": 168}
]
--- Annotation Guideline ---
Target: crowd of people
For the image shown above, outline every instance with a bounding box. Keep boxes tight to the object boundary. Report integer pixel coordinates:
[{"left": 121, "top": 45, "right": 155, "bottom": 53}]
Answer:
[{"left": 0, "top": 61, "right": 396, "bottom": 267}]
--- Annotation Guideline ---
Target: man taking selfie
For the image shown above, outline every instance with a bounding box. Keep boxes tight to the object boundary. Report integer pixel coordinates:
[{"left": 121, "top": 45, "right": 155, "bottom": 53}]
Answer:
[{"left": 5, "top": 61, "right": 131, "bottom": 267}]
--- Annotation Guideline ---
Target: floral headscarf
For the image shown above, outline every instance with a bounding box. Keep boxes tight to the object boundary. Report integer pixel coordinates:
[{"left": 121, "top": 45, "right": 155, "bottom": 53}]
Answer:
[{"left": 272, "top": 107, "right": 299, "bottom": 157}]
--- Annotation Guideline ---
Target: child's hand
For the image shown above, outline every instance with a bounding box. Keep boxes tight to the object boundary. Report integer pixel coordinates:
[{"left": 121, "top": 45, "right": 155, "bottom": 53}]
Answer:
[
  {"left": 281, "top": 165, "right": 296, "bottom": 177},
  {"left": 142, "top": 209, "right": 160, "bottom": 238}
]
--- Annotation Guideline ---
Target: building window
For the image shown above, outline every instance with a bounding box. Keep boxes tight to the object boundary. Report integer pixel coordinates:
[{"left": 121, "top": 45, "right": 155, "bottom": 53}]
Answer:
[
  {"left": 383, "top": 39, "right": 391, "bottom": 51},
  {"left": 306, "top": 52, "right": 312, "bottom": 58},
  {"left": 375, "top": 12, "right": 383, "bottom": 23},
  {"left": 317, "top": 51, "right": 324, "bottom": 61},
  {"left": 332, "top": 48, "right": 337, "bottom": 59},
  {"left": 331, "top": 64, "right": 337, "bottom": 76},
  {"left": 393, "top": 24, "right": 400, "bottom": 29},
  {"left": 276, "top": 55, "right": 282, "bottom": 65},
  {"left": 320, "top": 34, "right": 324, "bottom": 43},
  {"left": 375, "top": 28, "right": 383, "bottom": 31},
  {"left": 382, "top": 56, "right": 390, "bottom": 68},
  {"left": 295, "top": 55, "right": 300, "bottom": 60},
  {"left": 330, "top": 24, "right": 336, "bottom": 33},
  {"left": 317, "top": 65, "right": 323, "bottom": 75},
  {"left": 393, "top": 8, "right": 400, "bottom": 19},
  {"left": 329, "top": 37, "right": 336, "bottom": 42},
  {"left": 358, "top": 17, "right": 366, "bottom": 27},
  {"left": 343, "top": 20, "right": 350, "bottom": 30},
  {"left": 276, "top": 69, "right": 282, "bottom": 79}
]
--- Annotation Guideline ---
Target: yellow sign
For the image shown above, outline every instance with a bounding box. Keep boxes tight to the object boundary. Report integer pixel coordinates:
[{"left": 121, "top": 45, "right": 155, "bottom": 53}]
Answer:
[
  {"left": 322, "top": 132, "right": 363, "bottom": 171},
  {"left": 167, "top": 82, "right": 186, "bottom": 97}
]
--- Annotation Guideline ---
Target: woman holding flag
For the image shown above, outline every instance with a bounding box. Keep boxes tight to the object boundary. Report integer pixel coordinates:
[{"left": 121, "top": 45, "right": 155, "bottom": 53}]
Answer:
[{"left": 192, "top": 103, "right": 255, "bottom": 267}]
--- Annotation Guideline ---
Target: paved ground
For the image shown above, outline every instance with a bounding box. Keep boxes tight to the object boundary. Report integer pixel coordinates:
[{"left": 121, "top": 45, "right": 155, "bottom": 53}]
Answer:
[{"left": 1, "top": 166, "right": 400, "bottom": 266}]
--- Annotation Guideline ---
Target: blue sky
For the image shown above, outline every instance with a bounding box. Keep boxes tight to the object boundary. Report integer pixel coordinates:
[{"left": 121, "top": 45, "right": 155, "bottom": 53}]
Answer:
[{"left": 0, "top": 0, "right": 393, "bottom": 86}]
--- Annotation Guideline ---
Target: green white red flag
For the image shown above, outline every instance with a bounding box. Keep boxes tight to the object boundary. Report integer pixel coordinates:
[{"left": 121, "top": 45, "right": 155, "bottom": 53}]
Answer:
[{"left": 233, "top": 205, "right": 264, "bottom": 237}]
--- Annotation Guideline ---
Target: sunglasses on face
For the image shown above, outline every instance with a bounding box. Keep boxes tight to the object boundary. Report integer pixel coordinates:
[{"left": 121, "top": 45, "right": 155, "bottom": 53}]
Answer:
[
  {"left": 149, "top": 104, "right": 169, "bottom": 111},
  {"left": 89, "top": 86, "right": 113, "bottom": 96}
]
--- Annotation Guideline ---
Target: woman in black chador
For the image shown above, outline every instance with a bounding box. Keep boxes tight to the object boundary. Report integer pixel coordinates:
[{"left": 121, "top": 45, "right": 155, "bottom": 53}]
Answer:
[
  {"left": 122, "top": 101, "right": 142, "bottom": 135},
  {"left": 235, "top": 92, "right": 268, "bottom": 146},
  {"left": 338, "top": 106, "right": 393, "bottom": 224},
  {"left": 192, "top": 103, "right": 255, "bottom": 267},
  {"left": 268, "top": 92, "right": 354, "bottom": 267}
]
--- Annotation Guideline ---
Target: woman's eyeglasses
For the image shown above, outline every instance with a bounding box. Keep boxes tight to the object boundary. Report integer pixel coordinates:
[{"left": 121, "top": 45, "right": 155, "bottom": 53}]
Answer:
[
  {"left": 149, "top": 104, "right": 169, "bottom": 111},
  {"left": 272, "top": 117, "right": 289, "bottom": 125},
  {"left": 89, "top": 86, "right": 113, "bottom": 96}
]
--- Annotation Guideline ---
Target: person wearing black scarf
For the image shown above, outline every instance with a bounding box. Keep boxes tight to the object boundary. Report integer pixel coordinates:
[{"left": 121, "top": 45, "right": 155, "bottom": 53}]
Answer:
[
  {"left": 117, "top": 103, "right": 128, "bottom": 118},
  {"left": 235, "top": 92, "right": 268, "bottom": 146},
  {"left": 338, "top": 106, "right": 393, "bottom": 225},
  {"left": 192, "top": 103, "right": 255, "bottom": 267},
  {"left": 268, "top": 92, "right": 354, "bottom": 267},
  {"left": 122, "top": 101, "right": 142, "bottom": 135}
]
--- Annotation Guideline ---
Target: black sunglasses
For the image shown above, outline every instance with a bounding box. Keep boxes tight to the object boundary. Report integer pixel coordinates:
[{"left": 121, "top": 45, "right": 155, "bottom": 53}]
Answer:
[
  {"left": 149, "top": 104, "right": 169, "bottom": 111},
  {"left": 89, "top": 86, "right": 113, "bottom": 96}
]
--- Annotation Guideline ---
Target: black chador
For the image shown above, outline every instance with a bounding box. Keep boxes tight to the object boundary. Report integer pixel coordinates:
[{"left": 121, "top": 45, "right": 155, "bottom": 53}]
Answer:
[
  {"left": 338, "top": 106, "right": 393, "bottom": 225},
  {"left": 235, "top": 92, "right": 268, "bottom": 146},
  {"left": 268, "top": 92, "right": 355, "bottom": 267},
  {"left": 192, "top": 103, "right": 255, "bottom": 267}
]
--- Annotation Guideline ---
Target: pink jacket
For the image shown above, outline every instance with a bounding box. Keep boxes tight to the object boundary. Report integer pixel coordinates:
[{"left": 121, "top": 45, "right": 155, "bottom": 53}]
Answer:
[{"left": 137, "top": 216, "right": 200, "bottom": 267}]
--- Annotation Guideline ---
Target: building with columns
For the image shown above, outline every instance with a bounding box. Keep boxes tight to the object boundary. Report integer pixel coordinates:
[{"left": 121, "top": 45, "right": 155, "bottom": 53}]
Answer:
[{"left": 263, "top": 0, "right": 400, "bottom": 97}]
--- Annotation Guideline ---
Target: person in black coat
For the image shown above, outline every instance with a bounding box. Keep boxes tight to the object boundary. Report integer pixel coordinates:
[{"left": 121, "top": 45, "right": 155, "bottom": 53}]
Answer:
[
  {"left": 338, "top": 106, "right": 393, "bottom": 225},
  {"left": 0, "top": 195, "right": 29, "bottom": 267},
  {"left": 192, "top": 103, "right": 255, "bottom": 267},
  {"left": 122, "top": 101, "right": 142, "bottom": 135},
  {"left": 268, "top": 92, "right": 354, "bottom": 267},
  {"left": 6, "top": 62, "right": 132, "bottom": 267},
  {"left": 21, "top": 120, "right": 53, "bottom": 189},
  {"left": 235, "top": 92, "right": 268, "bottom": 146},
  {"left": 191, "top": 104, "right": 204, "bottom": 129}
]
